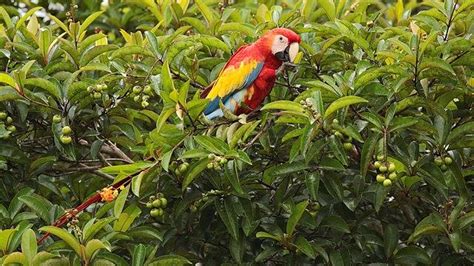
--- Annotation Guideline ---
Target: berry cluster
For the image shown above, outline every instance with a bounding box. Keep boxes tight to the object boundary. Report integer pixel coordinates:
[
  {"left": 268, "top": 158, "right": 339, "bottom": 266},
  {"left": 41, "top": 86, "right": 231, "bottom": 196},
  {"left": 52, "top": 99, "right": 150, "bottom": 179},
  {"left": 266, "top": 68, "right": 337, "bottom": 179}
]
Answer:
[
  {"left": 190, "top": 190, "right": 222, "bottom": 212},
  {"left": 300, "top": 98, "right": 321, "bottom": 119},
  {"left": 60, "top": 126, "right": 73, "bottom": 144},
  {"left": 373, "top": 155, "right": 398, "bottom": 187},
  {"left": 170, "top": 161, "right": 189, "bottom": 176},
  {"left": 0, "top": 112, "right": 16, "bottom": 137},
  {"left": 131, "top": 85, "right": 153, "bottom": 108},
  {"left": 66, "top": 216, "right": 82, "bottom": 238},
  {"left": 206, "top": 154, "right": 227, "bottom": 170},
  {"left": 331, "top": 119, "right": 353, "bottom": 151},
  {"left": 145, "top": 193, "right": 168, "bottom": 218},
  {"left": 434, "top": 155, "right": 453, "bottom": 171},
  {"left": 87, "top": 84, "right": 108, "bottom": 99}
]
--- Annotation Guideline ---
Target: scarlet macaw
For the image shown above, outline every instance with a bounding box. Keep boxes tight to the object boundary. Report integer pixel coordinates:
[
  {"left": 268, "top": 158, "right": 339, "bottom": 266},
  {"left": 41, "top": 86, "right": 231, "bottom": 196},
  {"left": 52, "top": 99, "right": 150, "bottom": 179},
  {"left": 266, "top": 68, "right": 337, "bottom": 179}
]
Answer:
[{"left": 201, "top": 28, "right": 301, "bottom": 119}]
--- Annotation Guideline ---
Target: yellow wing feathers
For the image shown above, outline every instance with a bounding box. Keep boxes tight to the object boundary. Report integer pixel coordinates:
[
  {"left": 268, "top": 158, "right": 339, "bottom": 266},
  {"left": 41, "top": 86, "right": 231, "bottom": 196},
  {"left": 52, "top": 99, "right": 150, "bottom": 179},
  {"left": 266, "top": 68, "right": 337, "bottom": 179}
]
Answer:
[{"left": 206, "top": 60, "right": 261, "bottom": 100}]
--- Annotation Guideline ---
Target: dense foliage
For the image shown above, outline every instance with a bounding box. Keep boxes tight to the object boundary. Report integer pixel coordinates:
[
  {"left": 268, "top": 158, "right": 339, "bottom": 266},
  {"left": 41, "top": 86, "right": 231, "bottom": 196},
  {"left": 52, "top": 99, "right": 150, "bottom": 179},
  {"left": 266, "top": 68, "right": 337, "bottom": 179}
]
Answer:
[{"left": 0, "top": 0, "right": 473, "bottom": 264}]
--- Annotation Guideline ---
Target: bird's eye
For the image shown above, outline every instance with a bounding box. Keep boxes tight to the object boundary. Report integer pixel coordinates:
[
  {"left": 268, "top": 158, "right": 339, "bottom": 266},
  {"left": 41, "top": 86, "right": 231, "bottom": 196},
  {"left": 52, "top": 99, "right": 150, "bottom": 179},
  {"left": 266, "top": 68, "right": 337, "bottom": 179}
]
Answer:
[{"left": 279, "top": 36, "right": 284, "bottom": 42}]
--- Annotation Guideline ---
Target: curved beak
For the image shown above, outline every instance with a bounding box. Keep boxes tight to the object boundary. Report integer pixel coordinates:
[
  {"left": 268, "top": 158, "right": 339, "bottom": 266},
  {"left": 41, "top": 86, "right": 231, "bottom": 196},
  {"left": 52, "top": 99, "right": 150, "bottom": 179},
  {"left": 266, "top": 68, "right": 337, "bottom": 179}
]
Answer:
[
  {"left": 288, "top": 42, "right": 299, "bottom": 63},
  {"left": 275, "top": 42, "right": 300, "bottom": 63}
]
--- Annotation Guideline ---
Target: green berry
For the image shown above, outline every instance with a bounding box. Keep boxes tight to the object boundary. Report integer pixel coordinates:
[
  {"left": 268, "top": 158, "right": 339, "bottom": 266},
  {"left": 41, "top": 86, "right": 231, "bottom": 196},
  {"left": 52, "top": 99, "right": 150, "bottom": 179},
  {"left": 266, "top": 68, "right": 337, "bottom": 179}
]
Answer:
[
  {"left": 7, "top": 125, "right": 16, "bottom": 132},
  {"left": 334, "top": 131, "right": 343, "bottom": 139},
  {"left": 332, "top": 119, "right": 339, "bottom": 124},
  {"left": 388, "top": 172, "right": 397, "bottom": 180},
  {"left": 388, "top": 162, "right": 396, "bottom": 172},
  {"left": 149, "top": 195, "right": 156, "bottom": 201},
  {"left": 376, "top": 155, "right": 385, "bottom": 161},
  {"left": 379, "top": 165, "right": 388, "bottom": 172},
  {"left": 133, "top": 95, "right": 141, "bottom": 102},
  {"left": 374, "top": 161, "right": 382, "bottom": 168},
  {"left": 160, "top": 198, "right": 167, "bottom": 207},
  {"left": 86, "top": 86, "right": 94, "bottom": 93},
  {"left": 98, "top": 84, "right": 107, "bottom": 90},
  {"left": 152, "top": 199, "right": 162, "bottom": 208},
  {"left": 174, "top": 168, "right": 181, "bottom": 175},
  {"left": 62, "top": 126, "right": 72, "bottom": 135},
  {"left": 144, "top": 85, "right": 153, "bottom": 95},
  {"left": 440, "top": 164, "right": 448, "bottom": 171},
  {"left": 207, "top": 162, "right": 214, "bottom": 169},
  {"left": 383, "top": 179, "right": 392, "bottom": 187},
  {"left": 208, "top": 154, "right": 216, "bottom": 160},
  {"left": 141, "top": 101, "right": 149, "bottom": 108},
  {"left": 190, "top": 205, "right": 197, "bottom": 212},
  {"left": 52, "top": 115, "right": 61, "bottom": 123},
  {"left": 219, "top": 158, "right": 228, "bottom": 165},
  {"left": 343, "top": 142, "right": 353, "bottom": 151},
  {"left": 444, "top": 157, "right": 453, "bottom": 165},
  {"left": 142, "top": 95, "right": 150, "bottom": 101},
  {"left": 6, "top": 117, "right": 13, "bottom": 124},
  {"left": 132, "top": 85, "right": 142, "bottom": 94},
  {"left": 179, "top": 163, "right": 188, "bottom": 172},
  {"left": 434, "top": 157, "right": 443, "bottom": 166},
  {"left": 93, "top": 92, "right": 102, "bottom": 99},
  {"left": 376, "top": 174, "right": 385, "bottom": 183},
  {"left": 60, "top": 135, "right": 72, "bottom": 144},
  {"left": 0, "top": 112, "right": 7, "bottom": 120},
  {"left": 146, "top": 202, "right": 153, "bottom": 208},
  {"left": 150, "top": 208, "right": 160, "bottom": 217}
]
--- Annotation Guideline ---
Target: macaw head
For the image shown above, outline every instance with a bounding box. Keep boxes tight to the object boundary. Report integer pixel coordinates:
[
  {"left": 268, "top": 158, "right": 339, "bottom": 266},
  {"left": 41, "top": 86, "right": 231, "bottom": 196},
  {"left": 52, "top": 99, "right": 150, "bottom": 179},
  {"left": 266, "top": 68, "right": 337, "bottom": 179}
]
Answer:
[{"left": 258, "top": 28, "right": 301, "bottom": 63}]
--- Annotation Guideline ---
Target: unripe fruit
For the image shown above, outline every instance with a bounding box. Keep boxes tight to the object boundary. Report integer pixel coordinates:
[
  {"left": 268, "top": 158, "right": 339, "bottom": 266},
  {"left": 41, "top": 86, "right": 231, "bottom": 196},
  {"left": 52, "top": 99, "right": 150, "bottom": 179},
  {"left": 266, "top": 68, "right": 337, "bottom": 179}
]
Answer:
[
  {"left": 219, "top": 158, "right": 228, "bottom": 164},
  {"left": 60, "top": 135, "right": 72, "bottom": 144},
  {"left": 389, "top": 172, "right": 397, "bottom": 180},
  {"left": 146, "top": 202, "right": 152, "bottom": 208},
  {"left": 332, "top": 119, "right": 339, "bottom": 124},
  {"left": 208, "top": 154, "right": 216, "bottom": 159},
  {"left": 377, "top": 155, "right": 384, "bottom": 161},
  {"left": 87, "top": 86, "right": 94, "bottom": 93},
  {"left": 374, "top": 161, "right": 382, "bottom": 168},
  {"left": 376, "top": 174, "right": 385, "bottom": 183},
  {"left": 207, "top": 163, "right": 214, "bottom": 169},
  {"left": 150, "top": 208, "right": 160, "bottom": 217},
  {"left": 440, "top": 164, "right": 448, "bottom": 171},
  {"left": 132, "top": 85, "right": 142, "bottom": 94},
  {"left": 444, "top": 157, "right": 453, "bottom": 165},
  {"left": 174, "top": 168, "right": 181, "bottom": 175},
  {"left": 434, "top": 157, "right": 443, "bottom": 166},
  {"left": 383, "top": 179, "right": 392, "bottom": 187},
  {"left": 190, "top": 205, "right": 197, "bottom": 212},
  {"left": 160, "top": 198, "right": 167, "bottom": 207},
  {"left": 52, "top": 115, "right": 61, "bottom": 123},
  {"left": 0, "top": 112, "right": 6, "bottom": 119},
  {"left": 334, "top": 131, "right": 343, "bottom": 139},
  {"left": 157, "top": 208, "right": 164, "bottom": 216},
  {"left": 7, "top": 125, "right": 16, "bottom": 132},
  {"left": 152, "top": 199, "right": 162, "bottom": 208},
  {"left": 62, "top": 126, "right": 72, "bottom": 135},
  {"left": 379, "top": 165, "right": 388, "bottom": 172},
  {"left": 142, "top": 95, "right": 150, "bottom": 101},
  {"left": 6, "top": 116, "right": 13, "bottom": 124},
  {"left": 343, "top": 142, "right": 353, "bottom": 151},
  {"left": 133, "top": 95, "right": 141, "bottom": 102},
  {"left": 93, "top": 92, "right": 102, "bottom": 99},
  {"left": 149, "top": 195, "right": 156, "bottom": 201},
  {"left": 141, "top": 101, "right": 149, "bottom": 108},
  {"left": 388, "top": 163, "right": 396, "bottom": 172},
  {"left": 144, "top": 85, "right": 153, "bottom": 95},
  {"left": 179, "top": 163, "right": 188, "bottom": 172}
]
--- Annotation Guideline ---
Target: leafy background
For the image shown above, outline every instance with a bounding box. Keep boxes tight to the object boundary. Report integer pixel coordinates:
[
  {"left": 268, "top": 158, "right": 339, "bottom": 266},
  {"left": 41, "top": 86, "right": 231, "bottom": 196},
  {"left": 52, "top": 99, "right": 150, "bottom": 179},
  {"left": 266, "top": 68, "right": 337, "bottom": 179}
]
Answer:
[{"left": 0, "top": 0, "right": 473, "bottom": 264}]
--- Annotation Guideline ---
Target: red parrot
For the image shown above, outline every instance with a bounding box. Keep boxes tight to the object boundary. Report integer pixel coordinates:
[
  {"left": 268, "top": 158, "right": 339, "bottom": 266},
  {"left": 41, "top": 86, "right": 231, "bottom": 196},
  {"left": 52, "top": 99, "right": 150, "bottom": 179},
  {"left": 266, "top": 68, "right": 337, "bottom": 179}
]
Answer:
[{"left": 201, "top": 28, "right": 301, "bottom": 119}]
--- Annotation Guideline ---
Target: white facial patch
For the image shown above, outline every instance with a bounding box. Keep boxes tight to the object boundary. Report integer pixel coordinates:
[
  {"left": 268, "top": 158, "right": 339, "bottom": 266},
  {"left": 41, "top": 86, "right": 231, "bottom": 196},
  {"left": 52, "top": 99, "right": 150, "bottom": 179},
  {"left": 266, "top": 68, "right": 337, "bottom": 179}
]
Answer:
[{"left": 271, "top": 35, "right": 289, "bottom": 54}]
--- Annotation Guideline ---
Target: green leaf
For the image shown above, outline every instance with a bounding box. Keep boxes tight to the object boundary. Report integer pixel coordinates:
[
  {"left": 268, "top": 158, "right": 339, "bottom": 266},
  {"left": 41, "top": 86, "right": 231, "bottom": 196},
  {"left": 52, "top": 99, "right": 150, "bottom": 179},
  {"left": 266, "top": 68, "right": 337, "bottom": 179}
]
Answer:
[
  {"left": 39, "top": 226, "right": 82, "bottom": 256},
  {"left": 194, "top": 135, "right": 229, "bottom": 155},
  {"left": 318, "top": 0, "right": 336, "bottom": 20},
  {"left": 216, "top": 198, "right": 239, "bottom": 240},
  {"left": 149, "top": 255, "right": 192, "bottom": 265},
  {"left": 324, "top": 96, "right": 368, "bottom": 118},
  {"left": 256, "top": 231, "right": 282, "bottom": 241},
  {"left": 263, "top": 161, "right": 309, "bottom": 185},
  {"left": 195, "top": 0, "right": 216, "bottom": 25},
  {"left": 360, "top": 132, "right": 381, "bottom": 177},
  {"left": 305, "top": 173, "right": 320, "bottom": 201},
  {"left": 24, "top": 78, "right": 61, "bottom": 99},
  {"left": 161, "top": 59, "right": 176, "bottom": 93},
  {"left": 0, "top": 73, "right": 17, "bottom": 88},
  {"left": 80, "top": 44, "right": 117, "bottom": 66},
  {"left": 113, "top": 204, "right": 142, "bottom": 232},
  {"left": 181, "top": 158, "right": 210, "bottom": 190},
  {"left": 16, "top": 7, "right": 42, "bottom": 29},
  {"left": 21, "top": 229, "right": 37, "bottom": 265},
  {"left": 261, "top": 100, "right": 306, "bottom": 113},
  {"left": 408, "top": 213, "right": 446, "bottom": 242},
  {"left": 131, "top": 171, "right": 145, "bottom": 197},
  {"left": 132, "top": 244, "right": 147, "bottom": 266},
  {"left": 85, "top": 239, "right": 109, "bottom": 261},
  {"left": 2, "top": 252, "right": 26, "bottom": 265},
  {"left": 294, "top": 236, "right": 316, "bottom": 259},
  {"left": 384, "top": 224, "right": 398, "bottom": 258},
  {"left": 114, "top": 185, "right": 130, "bottom": 218},
  {"left": 320, "top": 215, "right": 350, "bottom": 233},
  {"left": 286, "top": 200, "right": 308, "bottom": 236},
  {"left": 78, "top": 11, "right": 104, "bottom": 39},
  {"left": 18, "top": 194, "right": 54, "bottom": 224},
  {"left": 0, "top": 229, "right": 17, "bottom": 252},
  {"left": 83, "top": 217, "right": 116, "bottom": 242},
  {"left": 393, "top": 246, "right": 431, "bottom": 265}
]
